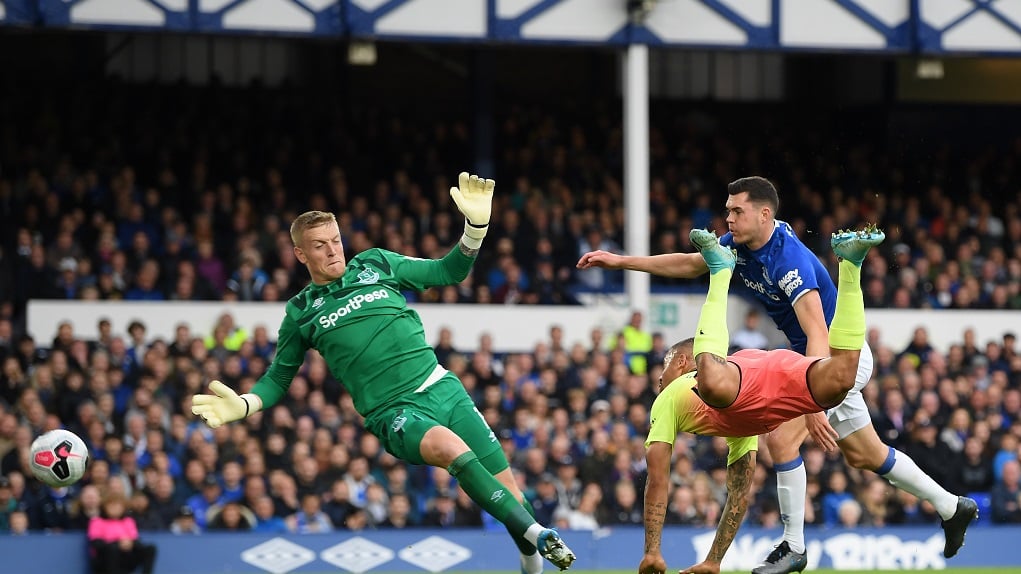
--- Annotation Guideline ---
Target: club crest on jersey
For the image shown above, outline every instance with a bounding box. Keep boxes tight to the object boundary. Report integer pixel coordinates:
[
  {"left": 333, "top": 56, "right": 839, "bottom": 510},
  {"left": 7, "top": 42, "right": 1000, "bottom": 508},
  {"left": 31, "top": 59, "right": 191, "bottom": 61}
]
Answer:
[
  {"left": 312, "top": 297, "right": 325, "bottom": 309},
  {"left": 357, "top": 267, "right": 379, "bottom": 285},
  {"left": 392, "top": 414, "right": 408, "bottom": 433}
]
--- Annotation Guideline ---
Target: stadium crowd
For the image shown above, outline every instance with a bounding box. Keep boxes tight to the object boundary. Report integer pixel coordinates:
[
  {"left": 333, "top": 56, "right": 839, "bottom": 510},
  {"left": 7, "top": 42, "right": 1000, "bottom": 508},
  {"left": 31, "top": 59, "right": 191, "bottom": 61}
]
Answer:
[
  {"left": 0, "top": 310, "right": 1019, "bottom": 535},
  {"left": 1, "top": 87, "right": 1021, "bottom": 333},
  {"left": 0, "top": 86, "right": 1019, "bottom": 536}
]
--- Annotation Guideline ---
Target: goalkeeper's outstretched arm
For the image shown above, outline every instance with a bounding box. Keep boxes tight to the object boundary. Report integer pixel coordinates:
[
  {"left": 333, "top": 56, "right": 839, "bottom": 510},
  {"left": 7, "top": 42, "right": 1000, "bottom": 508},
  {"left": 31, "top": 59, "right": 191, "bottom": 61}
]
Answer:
[{"left": 450, "top": 171, "right": 494, "bottom": 255}]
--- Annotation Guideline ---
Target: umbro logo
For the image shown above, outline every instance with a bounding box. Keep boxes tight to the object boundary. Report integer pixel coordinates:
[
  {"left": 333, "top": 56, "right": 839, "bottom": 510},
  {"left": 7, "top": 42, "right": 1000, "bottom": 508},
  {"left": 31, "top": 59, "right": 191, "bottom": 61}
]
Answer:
[
  {"left": 312, "top": 297, "right": 324, "bottom": 309},
  {"left": 491, "top": 489, "right": 505, "bottom": 502}
]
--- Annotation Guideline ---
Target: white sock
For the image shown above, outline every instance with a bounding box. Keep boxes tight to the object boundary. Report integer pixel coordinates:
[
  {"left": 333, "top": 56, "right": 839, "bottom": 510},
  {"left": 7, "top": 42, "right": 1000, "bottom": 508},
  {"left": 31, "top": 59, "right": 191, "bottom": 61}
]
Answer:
[
  {"left": 520, "top": 550, "right": 543, "bottom": 574},
  {"left": 523, "top": 524, "right": 544, "bottom": 547},
  {"left": 775, "top": 458, "right": 807, "bottom": 554},
  {"left": 881, "top": 448, "right": 959, "bottom": 520}
]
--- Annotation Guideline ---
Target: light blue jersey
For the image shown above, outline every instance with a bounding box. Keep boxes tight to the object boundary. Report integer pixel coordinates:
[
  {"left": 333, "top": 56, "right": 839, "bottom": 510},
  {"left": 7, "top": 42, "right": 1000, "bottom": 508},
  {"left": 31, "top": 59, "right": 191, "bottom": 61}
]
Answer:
[{"left": 720, "top": 220, "right": 836, "bottom": 354}]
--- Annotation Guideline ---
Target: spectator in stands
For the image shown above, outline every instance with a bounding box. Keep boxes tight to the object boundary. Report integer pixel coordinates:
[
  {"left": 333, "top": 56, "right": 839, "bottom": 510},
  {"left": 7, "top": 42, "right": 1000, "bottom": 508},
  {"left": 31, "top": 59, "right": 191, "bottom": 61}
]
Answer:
[
  {"left": 730, "top": 308, "right": 770, "bottom": 351},
  {"left": 170, "top": 505, "right": 201, "bottom": 535},
  {"left": 555, "top": 483, "right": 601, "bottom": 531},
  {"left": 129, "top": 490, "right": 164, "bottom": 532},
  {"left": 432, "top": 327, "right": 458, "bottom": 369},
  {"left": 836, "top": 499, "right": 864, "bottom": 528},
  {"left": 822, "top": 471, "right": 854, "bottom": 527},
  {"left": 251, "top": 496, "right": 287, "bottom": 533},
  {"left": 422, "top": 491, "right": 459, "bottom": 527},
  {"left": 958, "top": 436, "right": 995, "bottom": 493},
  {"left": 289, "top": 493, "right": 332, "bottom": 533},
  {"left": 378, "top": 493, "right": 414, "bottom": 528},
  {"left": 186, "top": 474, "right": 224, "bottom": 529},
  {"left": 32, "top": 484, "right": 74, "bottom": 532},
  {"left": 69, "top": 484, "right": 103, "bottom": 530},
  {"left": 606, "top": 479, "right": 643, "bottom": 526},
  {"left": 0, "top": 476, "right": 16, "bottom": 532},
  {"left": 87, "top": 494, "right": 157, "bottom": 574},
  {"left": 207, "top": 500, "right": 255, "bottom": 531},
  {"left": 7, "top": 510, "right": 29, "bottom": 536},
  {"left": 991, "top": 459, "right": 1021, "bottom": 523},
  {"left": 614, "top": 311, "right": 653, "bottom": 375}
]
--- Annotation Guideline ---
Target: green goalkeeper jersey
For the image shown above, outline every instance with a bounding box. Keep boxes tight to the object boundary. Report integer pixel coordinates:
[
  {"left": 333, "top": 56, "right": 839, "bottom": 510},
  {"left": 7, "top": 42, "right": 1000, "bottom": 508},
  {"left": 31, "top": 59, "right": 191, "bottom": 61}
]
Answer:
[{"left": 250, "top": 245, "right": 476, "bottom": 417}]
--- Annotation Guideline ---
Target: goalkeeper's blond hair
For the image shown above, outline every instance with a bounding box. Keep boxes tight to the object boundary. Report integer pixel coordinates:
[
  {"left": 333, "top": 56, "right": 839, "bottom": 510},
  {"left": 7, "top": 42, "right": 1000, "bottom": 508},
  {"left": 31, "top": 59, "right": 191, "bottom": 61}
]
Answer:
[{"left": 290, "top": 211, "right": 337, "bottom": 247}]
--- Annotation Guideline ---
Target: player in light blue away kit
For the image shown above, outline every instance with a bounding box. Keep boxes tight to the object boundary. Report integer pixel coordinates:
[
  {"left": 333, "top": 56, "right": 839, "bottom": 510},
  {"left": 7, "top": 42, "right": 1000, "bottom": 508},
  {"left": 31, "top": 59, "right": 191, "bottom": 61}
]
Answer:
[{"left": 578, "top": 176, "right": 977, "bottom": 573}]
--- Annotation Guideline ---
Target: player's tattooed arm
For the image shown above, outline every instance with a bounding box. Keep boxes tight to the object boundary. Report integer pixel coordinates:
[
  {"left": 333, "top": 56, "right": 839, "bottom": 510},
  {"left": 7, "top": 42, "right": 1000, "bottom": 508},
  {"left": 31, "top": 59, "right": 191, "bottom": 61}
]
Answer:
[
  {"left": 705, "top": 450, "right": 756, "bottom": 564},
  {"left": 643, "top": 441, "right": 672, "bottom": 554},
  {"left": 458, "top": 240, "right": 479, "bottom": 258}
]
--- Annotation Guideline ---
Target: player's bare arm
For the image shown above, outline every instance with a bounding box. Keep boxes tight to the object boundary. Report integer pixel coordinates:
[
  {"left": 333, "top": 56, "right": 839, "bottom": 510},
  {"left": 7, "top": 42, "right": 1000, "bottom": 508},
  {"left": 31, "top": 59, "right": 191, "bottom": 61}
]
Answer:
[
  {"left": 791, "top": 289, "right": 840, "bottom": 450},
  {"left": 791, "top": 290, "right": 830, "bottom": 357},
  {"left": 577, "top": 251, "right": 708, "bottom": 278},
  {"left": 639, "top": 441, "right": 672, "bottom": 574},
  {"left": 680, "top": 450, "right": 756, "bottom": 574}
]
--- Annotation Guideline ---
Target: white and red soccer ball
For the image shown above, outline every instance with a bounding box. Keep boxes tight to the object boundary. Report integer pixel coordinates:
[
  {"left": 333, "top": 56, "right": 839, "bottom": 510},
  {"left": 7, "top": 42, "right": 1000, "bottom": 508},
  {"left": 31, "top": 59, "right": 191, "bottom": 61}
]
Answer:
[{"left": 29, "top": 429, "right": 89, "bottom": 487}]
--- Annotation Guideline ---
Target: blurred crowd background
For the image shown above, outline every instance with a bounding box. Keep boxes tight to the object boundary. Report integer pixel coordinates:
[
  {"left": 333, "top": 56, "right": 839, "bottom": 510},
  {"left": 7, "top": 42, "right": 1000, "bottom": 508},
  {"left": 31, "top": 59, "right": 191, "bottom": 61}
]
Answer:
[
  {"left": 0, "top": 306, "right": 1019, "bottom": 535},
  {"left": 1, "top": 84, "right": 1020, "bottom": 323},
  {"left": 0, "top": 79, "right": 1020, "bottom": 536}
]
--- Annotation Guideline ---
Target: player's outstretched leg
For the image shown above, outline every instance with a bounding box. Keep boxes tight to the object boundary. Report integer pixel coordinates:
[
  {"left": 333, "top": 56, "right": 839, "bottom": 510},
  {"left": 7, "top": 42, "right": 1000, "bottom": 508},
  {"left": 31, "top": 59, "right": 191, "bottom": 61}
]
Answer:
[
  {"left": 446, "top": 450, "right": 576, "bottom": 570},
  {"left": 832, "top": 225, "right": 977, "bottom": 557},
  {"left": 753, "top": 227, "right": 886, "bottom": 574},
  {"left": 689, "top": 229, "right": 738, "bottom": 406},
  {"left": 807, "top": 225, "right": 885, "bottom": 406},
  {"left": 689, "top": 229, "right": 736, "bottom": 362}
]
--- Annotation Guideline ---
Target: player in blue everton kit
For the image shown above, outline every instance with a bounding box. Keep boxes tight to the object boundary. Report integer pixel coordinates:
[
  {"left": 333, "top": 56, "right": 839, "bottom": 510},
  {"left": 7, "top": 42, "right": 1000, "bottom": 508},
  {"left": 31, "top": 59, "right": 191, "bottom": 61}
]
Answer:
[
  {"left": 719, "top": 220, "right": 833, "bottom": 357},
  {"left": 578, "top": 176, "right": 976, "bottom": 573}
]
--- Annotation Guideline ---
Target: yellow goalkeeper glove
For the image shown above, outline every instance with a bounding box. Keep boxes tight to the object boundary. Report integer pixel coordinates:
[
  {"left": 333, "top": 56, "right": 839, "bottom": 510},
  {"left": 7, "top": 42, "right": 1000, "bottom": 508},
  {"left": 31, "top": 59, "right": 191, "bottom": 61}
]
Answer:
[
  {"left": 191, "top": 381, "right": 261, "bottom": 429},
  {"left": 450, "top": 171, "right": 495, "bottom": 240}
]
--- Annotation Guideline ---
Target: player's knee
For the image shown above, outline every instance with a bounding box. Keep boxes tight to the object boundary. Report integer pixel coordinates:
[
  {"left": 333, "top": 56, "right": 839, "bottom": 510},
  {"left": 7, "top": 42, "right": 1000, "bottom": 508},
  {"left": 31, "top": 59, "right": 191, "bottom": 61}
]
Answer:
[
  {"left": 764, "top": 430, "right": 793, "bottom": 452},
  {"left": 418, "top": 424, "right": 467, "bottom": 467},
  {"left": 829, "top": 358, "right": 858, "bottom": 394}
]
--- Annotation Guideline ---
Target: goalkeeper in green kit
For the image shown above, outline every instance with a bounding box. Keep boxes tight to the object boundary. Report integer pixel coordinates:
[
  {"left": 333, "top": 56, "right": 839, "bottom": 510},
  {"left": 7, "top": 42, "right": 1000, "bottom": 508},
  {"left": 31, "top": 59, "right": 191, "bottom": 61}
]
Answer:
[{"left": 192, "top": 172, "right": 576, "bottom": 572}]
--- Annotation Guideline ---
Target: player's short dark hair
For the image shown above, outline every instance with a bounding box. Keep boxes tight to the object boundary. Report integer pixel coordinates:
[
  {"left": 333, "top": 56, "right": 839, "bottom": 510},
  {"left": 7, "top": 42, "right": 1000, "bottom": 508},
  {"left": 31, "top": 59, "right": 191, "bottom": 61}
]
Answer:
[
  {"left": 673, "top": 337, "right": 694, "bottom": 354},
  {"left": 664, "top": 337, "right": 695, "bottom": 367},
  {"left": 728, "top": 176, "right": 779, "bottom": 215}
]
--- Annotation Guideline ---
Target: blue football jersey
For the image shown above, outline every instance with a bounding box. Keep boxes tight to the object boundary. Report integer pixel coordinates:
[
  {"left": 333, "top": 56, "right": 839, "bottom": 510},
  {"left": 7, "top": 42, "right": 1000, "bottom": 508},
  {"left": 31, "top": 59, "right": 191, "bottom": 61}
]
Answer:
[{"left": 720, "top": 220, "right": 836, "bottom": 354}]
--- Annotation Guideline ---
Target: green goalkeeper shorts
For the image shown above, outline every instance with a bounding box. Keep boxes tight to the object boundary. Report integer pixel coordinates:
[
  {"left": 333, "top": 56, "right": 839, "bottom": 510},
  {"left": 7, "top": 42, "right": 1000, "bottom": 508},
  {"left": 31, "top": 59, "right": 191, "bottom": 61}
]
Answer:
[{"left": 364, "top": 374, "right": 506, "bottom": 471}]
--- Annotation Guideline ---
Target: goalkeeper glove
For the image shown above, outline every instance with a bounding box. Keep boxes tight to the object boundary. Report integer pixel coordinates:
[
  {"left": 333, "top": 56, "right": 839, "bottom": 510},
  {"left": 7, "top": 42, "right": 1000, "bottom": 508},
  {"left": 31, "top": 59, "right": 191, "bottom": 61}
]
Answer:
[
  {"left": 450, "top": 171, "right": 495, "bottom": 240},
  {"left": 191, "top": 380, "right": 261, "bottom": 429}
]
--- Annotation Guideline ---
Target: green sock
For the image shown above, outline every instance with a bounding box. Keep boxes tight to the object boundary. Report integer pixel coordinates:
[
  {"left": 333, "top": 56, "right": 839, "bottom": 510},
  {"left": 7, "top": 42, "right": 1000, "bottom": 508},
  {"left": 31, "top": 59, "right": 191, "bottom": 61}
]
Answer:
[
  {"left": 829, "top": 260, "right": 865, "bottom": 350},
  {"left": 448, "top": 452, "right": 535, "bottom": 537},
  {"left": 510, "top": 494, "right": 539, "bottom": 555},
  {"left": 693, "top": 269, "right": 732, "bottom": 359}
]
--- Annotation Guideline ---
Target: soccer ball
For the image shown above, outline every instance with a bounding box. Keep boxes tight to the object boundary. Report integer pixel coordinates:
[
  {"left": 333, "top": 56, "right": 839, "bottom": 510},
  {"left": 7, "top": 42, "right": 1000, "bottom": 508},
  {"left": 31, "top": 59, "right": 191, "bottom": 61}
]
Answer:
[{"left": 30, "top": 429, "right": 90, "bottom": 487}]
